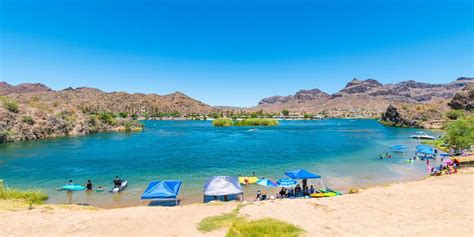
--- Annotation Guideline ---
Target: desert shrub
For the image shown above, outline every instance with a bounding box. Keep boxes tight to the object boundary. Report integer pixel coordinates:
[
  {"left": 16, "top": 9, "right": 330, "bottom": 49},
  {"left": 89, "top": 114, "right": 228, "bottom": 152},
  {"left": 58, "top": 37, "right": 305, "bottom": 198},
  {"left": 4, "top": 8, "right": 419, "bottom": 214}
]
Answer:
[
  {"left": 445, "top": 110, "right": 464, "bottom": 120},
  {"left": 118, "top": 112, "right": 128, "bottom": 118},
  {"left": 21, "top": 115, "right": 35, "bottom": 125},
  {"left": 1, "top": 97, "right": 19, "bottom": 113},
  {"left": 97, "top": 112, "right": 117, "bottom": 125}
]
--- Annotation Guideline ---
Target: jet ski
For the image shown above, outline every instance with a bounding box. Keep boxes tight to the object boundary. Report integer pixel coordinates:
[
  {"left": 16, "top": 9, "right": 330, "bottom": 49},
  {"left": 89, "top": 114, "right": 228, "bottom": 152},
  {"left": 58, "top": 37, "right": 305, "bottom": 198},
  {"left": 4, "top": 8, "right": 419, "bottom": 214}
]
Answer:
[{"left": 110, "top": 180, "right": 128, "bottom": 193}]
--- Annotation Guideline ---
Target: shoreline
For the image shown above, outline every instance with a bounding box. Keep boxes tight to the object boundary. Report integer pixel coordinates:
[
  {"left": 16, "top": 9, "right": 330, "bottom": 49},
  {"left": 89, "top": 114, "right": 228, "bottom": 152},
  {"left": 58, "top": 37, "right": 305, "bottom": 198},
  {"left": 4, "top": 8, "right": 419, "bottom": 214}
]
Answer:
[{"left": 1, "top": 167, "right": 472, "bottom": 236}]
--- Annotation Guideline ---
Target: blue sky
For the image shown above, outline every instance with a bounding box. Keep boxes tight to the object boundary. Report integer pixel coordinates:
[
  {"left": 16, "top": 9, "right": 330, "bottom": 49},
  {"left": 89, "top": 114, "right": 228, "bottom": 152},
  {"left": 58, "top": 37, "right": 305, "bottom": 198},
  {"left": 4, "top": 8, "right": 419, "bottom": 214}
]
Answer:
[{"left": 0, "top": 0, "right": 473, "bottom": 107}]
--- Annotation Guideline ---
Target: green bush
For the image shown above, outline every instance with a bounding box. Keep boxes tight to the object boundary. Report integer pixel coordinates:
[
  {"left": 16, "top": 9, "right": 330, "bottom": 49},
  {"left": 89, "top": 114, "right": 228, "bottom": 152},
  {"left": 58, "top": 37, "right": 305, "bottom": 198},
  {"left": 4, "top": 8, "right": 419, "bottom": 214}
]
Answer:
[
  {"left": 282, "top": 109, "right": 289, "bottom": 116},
  {"left": 234, "top": 118, "right": 279, "bottom": 126},
  {"left": 1, "top": 97, "right": 19, "bottom": 113},
  {"left": 226, "top": 218, "right": 303, "bottom": 237},
  {"left": 118, "top": 112, "right": 128, "bottom": 118},
  {"left": 97, "top": 112, "right": 117, "bottom": 125},
  {"left": 443, "top": 115, "right": 474, "bottom": 149},
  {"left": 21, "top": 115, "right": 35, "bottom": 125},
  {"left": 213, "top": 118, "right": 234, "bottom": 127},
  {"left": 445, "top": 110, "right": 464, "bottom": 120},
  {"left": 0, "top": 181, "right": 48, "bottom": 206}
]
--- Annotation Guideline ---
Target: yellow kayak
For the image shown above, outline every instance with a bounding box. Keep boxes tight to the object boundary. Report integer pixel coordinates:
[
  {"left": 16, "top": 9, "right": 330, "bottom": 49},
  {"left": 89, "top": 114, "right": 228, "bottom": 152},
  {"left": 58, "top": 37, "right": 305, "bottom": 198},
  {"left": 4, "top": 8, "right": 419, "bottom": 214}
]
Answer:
[
  {"left": 311, "top": 192, "right": 337, "bottom": 198},
  {"left": 239, "top": 176, "right": 259, "bottom": 184},
  {"left": 310, "top": 193, "right": 325, "bottom": 198}
]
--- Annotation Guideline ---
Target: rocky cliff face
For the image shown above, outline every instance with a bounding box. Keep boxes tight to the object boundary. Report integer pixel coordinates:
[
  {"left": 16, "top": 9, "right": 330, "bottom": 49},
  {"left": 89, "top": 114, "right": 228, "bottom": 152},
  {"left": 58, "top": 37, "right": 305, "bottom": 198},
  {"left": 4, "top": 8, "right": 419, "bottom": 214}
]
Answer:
[
  {"left": 256, "top": 77, "right": 473, "bottom": 116},
  {"left": 448, "top": 83, "right": 474, "bottom": 111}
]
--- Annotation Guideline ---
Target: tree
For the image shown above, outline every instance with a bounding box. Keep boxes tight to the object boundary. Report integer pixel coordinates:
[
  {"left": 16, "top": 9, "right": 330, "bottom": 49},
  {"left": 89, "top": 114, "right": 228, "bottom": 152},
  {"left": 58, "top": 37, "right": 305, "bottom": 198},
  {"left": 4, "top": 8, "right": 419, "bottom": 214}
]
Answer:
[
  {"left": 282, "top": 109, "right": 289, "bottom": 116},
  {"left": 443, "top": 115, "right": 474, "bottom": 149}
]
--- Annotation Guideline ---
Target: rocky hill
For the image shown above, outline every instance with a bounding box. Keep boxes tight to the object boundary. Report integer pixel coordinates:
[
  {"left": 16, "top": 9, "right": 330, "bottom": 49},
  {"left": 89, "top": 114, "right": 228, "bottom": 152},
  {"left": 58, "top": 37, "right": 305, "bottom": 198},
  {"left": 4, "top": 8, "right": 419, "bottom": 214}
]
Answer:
[
  {"left": 448, "top": 83, "right": 474, "bottom": 111},
  {"left": 379, "top": 80, "right": 473, "bottom": 129},
  {"left": 256, "top": 77, "right": 473, "bottom": 117},
  {"left": 0, "top": 82, "right": 52, "bottom": 95},
  {"left": 0, "top": 82, "right": 213, "bottom": 142}
]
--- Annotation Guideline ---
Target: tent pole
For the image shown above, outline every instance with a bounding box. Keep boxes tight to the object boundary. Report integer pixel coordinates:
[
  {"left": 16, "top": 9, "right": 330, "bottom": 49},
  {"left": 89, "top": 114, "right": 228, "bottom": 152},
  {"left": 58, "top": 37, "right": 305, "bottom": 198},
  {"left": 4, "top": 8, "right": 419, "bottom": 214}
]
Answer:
[{"left": 320, "top": 178, "right": 325, "bottom": 190}]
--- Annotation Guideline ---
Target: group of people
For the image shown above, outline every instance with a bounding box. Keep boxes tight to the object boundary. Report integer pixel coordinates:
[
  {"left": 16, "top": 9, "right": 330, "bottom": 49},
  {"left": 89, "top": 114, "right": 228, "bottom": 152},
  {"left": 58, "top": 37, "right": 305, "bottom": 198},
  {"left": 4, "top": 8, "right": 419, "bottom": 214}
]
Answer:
[
  {"left": 256, "top": 184, "right": 318, "bottom": 201},
  {"left": 65, "top": 176, "right": 124, "bottom": 190},
  {"left": 379, "top": 152, "right": 392, "bottom": 159},
  {"left": 429, "top": 159, "right": 460, "bottom": 176}
]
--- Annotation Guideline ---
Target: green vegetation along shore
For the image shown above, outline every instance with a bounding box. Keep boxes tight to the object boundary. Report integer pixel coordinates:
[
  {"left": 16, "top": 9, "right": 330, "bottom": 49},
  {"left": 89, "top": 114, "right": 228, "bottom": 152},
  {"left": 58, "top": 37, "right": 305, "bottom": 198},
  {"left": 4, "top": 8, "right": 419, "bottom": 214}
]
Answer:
[
  {"left": 212, "top": 118, "right": 279, "bottom": 127},
  {"left": 0, "top": 180, "right": 48, "bottom": 208}
]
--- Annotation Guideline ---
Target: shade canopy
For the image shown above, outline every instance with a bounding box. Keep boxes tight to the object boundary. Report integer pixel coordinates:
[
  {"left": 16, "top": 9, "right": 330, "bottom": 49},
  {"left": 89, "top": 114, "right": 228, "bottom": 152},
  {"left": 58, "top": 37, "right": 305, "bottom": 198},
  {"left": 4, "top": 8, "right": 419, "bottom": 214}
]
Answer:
[
  {"left": 256, "top": 178, "right": 278, "bottom": 188},
  {"left": 390, "top": 145, "right": 408, "bottom": 151},
  {"left": 416, "top": 145, "right": 433, "bottom": 151},
  {"left": 418, "top": 148, "right": 435, "bottom": 155},
  {"left": 141, "top": 180, "right": 182, "bottom": 200},
  {"left": 276, "top": 177, "right": 298, "bottom": 187},
  {"left": 285, "top": 169, "right": 321, "bottom": 179},
  {"left": 204, "top": 176, "right": 243, "bottom": 196}
]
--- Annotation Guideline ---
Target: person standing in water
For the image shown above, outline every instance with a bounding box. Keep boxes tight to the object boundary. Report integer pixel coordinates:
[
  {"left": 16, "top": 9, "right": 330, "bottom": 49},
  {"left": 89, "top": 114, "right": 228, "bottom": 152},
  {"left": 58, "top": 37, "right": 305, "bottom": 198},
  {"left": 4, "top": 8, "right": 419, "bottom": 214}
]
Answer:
[
  {"left": 85, "top": 180, "right": 93, "bottom": 190},
  {"left": 113, "top": 176, "right": 122, "bottom": 188}
]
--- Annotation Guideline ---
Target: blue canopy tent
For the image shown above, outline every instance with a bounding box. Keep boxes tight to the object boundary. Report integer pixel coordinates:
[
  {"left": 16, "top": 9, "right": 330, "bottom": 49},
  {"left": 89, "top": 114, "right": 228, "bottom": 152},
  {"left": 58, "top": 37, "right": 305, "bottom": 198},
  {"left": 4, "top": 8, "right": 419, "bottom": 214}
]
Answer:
[
  {"left": 285, "top": 169, "right": 324, "bottom": 189},
  {"left": 140, "top": 180, "right": 182, "bottom": 206}
]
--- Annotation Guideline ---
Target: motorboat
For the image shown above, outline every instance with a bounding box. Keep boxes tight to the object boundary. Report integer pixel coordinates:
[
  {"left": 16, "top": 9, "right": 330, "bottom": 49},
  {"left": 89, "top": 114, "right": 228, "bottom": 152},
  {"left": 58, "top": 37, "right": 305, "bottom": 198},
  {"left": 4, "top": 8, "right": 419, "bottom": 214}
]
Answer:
[{"left": 410, "top": 131, "right": 435, "bottom": 140}]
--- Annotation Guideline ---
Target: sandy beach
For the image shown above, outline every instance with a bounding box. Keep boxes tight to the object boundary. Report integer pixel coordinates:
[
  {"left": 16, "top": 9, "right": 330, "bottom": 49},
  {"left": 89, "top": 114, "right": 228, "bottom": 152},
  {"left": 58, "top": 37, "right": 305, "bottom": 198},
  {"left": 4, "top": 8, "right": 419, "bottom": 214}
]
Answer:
[{"left": 1, "top": 168, "right": 473, "bottom": 237}]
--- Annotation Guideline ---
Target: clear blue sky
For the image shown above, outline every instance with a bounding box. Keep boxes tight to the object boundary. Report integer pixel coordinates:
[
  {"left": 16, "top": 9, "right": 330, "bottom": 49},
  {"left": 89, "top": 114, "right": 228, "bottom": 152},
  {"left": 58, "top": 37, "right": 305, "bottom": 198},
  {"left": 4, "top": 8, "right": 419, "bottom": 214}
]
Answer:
[{"left": 0, "top": 0, "right": 473, "bottom": 107}]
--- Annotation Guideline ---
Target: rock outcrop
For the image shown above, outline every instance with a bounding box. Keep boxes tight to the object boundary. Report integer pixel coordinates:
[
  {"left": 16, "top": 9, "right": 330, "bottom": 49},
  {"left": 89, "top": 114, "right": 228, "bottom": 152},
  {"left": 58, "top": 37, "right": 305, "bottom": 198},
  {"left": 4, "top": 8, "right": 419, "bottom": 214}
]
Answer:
[
  {"left": 380, "top": 105, "right": 421, "bottom": 128},
  {"left": 448, "top": 83, "right": 474, "bottom": 111}
]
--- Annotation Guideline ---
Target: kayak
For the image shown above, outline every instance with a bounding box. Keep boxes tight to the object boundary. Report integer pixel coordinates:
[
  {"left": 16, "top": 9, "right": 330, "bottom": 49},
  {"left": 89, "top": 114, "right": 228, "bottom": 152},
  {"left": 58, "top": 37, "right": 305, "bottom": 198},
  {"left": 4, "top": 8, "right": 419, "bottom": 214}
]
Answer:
[
  {"left": 111, "top": 180, "right": 128, "bottom": 193},
  {"left": 57, "top": 185, "right": 86, "bottom": 191},
  {"left": 310, "top": 192, "right": 337, "bottom": 198},
  {"left": 319, "top": 188, "right": 342, "bottom": 196},
  {"left": 323, "top": 187, "right": 342, "bottom": 196},
  {"left": 310, "top": 193, "right": 325, "bottom": 198},
  {"left": 239, "top": 176, "right": 259, "bottom": 184}
]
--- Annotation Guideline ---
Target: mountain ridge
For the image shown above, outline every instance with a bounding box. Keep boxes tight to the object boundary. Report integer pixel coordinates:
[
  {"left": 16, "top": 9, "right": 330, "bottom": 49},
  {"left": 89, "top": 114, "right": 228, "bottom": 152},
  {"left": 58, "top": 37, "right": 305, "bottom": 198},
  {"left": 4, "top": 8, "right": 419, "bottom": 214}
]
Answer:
[{"left": 255, "top": 77, "right": 473, "bottom": 115}]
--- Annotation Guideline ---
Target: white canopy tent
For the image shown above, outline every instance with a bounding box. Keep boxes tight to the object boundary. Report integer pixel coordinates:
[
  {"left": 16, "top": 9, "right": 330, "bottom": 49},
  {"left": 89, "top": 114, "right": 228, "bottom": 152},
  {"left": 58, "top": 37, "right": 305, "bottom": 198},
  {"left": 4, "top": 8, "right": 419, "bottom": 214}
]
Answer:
[{"left": 203, "top": 176, "right": 243, "bottom": 197}]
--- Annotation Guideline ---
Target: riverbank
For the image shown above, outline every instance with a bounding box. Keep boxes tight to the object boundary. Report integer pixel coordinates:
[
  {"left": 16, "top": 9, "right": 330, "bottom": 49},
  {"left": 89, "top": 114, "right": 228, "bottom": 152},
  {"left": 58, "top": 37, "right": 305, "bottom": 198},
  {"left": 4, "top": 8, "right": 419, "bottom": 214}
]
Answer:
[{"left": 1, "top": 167, "right": 472, "bottom": 236}]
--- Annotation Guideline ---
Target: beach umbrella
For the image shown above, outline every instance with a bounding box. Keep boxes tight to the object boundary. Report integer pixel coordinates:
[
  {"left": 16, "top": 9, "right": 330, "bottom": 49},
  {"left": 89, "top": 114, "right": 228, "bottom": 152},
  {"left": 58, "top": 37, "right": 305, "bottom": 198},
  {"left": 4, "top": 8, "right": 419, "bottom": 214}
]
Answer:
[
  {"left": 276, "top": 177, "right": 297, "bottom": 188},
  {"left": 256, "top": 178, "right": 278, "bottom": 188}
]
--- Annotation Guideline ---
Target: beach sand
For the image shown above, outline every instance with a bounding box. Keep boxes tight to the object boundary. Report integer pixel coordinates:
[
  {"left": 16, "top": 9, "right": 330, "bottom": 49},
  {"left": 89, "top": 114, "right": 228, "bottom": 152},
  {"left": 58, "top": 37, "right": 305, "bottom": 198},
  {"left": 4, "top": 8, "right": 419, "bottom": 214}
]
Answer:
[{"left": 1, "top": 168, "right": 473, "bottom": 237}]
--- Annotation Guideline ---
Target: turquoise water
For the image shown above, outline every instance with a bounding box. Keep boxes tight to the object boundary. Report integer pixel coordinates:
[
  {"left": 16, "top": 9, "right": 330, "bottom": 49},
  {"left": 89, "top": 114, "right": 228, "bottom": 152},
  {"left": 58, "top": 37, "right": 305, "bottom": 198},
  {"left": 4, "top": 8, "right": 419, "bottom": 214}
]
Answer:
[{"left": 0, "top": 119, "right": 441, "bottom": 207}]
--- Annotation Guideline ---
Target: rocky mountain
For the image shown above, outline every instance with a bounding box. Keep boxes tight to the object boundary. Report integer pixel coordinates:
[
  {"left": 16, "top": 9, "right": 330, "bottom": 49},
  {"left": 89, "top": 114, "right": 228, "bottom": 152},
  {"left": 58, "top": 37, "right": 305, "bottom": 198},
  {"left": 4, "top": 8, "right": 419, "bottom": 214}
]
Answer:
[
  {"left": 0, "top": 82, "right": 52, "bottom": 95},
  {"left": 448, "top": 83, "right": 474, "bottom": 111},
  {"left": 0, "top": 82, "right": 213, "bottom": 142},
  {"left": 256, "top": 77, "right": 473, "bottom": 116},
  {"left": 1, "top": 82, "right": 213, "bottom": 115}
]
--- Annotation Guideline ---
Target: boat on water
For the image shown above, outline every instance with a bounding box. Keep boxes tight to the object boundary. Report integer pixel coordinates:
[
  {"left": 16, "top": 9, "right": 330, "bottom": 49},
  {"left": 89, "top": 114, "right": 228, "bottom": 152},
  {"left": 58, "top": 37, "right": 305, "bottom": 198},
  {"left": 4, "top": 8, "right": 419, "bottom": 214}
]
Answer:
[{"left": 410, "top": 131, "right": 435, "bottom": 140}]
